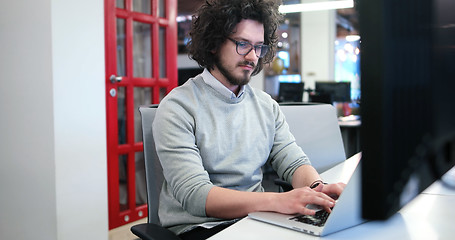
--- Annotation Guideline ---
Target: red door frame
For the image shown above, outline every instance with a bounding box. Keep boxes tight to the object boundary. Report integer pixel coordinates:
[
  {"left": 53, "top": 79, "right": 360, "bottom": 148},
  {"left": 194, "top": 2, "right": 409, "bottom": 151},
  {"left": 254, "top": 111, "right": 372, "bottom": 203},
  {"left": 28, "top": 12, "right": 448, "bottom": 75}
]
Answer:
[{"left": 105, "top": 0, "right": 177, "bottom": 229}]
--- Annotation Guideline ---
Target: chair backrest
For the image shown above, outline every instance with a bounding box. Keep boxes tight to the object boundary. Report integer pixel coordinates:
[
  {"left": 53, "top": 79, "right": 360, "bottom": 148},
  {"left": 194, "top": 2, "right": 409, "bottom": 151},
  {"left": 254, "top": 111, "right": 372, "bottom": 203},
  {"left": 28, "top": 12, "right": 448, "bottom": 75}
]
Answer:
[
  {"left": 279, "top": 103, "right": 346, "bottom": 172},
  {"left": 139, "top": 105, "right": 163, "bottom": 225}
]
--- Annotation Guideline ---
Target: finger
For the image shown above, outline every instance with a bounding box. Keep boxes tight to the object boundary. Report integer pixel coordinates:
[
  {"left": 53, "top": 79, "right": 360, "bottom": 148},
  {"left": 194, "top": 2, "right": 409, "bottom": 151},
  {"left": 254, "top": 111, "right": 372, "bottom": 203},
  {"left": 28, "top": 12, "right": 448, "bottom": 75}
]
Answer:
[
  {"left": 306, "top": 194, "right": 335, "bottom": 210},
  {"left": 322, "top": 183, "right": 345, "bottom": 199},
  {"left": 324, "top": 187, "right": 341, "bottom": 200},
  {"left": 312, "top": 182, "right": 324, "bottom": 192},
  {"left": 315, "top": 190, "right": 337, "bottom": 203},
  {"left": 323, "top": 205, "right": 333, "bottom": 213},
  {"left": 317, "top": 199, "right": 334, "bottom": 213},
  {"left": 300, "top": 208, "right": 317, "bottom": 216},
  {"left": 300, "top": 201, "right": 333, "bottom": 215}
]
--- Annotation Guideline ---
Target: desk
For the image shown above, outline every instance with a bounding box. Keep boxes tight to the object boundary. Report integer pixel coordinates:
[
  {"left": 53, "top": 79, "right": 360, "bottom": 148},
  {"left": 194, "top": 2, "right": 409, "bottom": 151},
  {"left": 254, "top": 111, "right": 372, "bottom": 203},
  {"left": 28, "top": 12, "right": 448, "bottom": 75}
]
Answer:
[{"left": 209, "top": 154, "right": 455, "bottom": 240}]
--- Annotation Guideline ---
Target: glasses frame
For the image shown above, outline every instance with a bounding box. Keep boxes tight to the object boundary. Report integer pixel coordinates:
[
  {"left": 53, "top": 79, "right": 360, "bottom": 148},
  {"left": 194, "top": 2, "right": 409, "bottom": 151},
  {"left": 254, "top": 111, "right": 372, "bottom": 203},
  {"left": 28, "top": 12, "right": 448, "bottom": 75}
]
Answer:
[{"left": 227, "top": 38, "right": 269, "bottom": 58}]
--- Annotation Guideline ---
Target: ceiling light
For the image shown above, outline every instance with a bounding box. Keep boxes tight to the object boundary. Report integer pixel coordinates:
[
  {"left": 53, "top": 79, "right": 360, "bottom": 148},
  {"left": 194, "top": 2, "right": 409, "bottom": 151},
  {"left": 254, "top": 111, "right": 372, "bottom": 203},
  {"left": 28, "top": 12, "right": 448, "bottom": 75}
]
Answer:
[{"left": 279, "top": 0, "right": 354, "bottom": 14}]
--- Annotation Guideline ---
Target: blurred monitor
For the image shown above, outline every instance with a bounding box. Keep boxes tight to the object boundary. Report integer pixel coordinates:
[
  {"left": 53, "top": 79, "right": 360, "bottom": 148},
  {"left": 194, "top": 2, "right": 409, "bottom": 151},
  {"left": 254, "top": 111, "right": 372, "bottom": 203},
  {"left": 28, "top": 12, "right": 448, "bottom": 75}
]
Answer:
[
  {"left": 278, "top": 82, "right": 304, "bottom": 103},
  {"left": 359, "top": 0, "right": 455, "bottom": 220},
  {"left": 312, "top": 81, "right": 351, "bottom": 103}
]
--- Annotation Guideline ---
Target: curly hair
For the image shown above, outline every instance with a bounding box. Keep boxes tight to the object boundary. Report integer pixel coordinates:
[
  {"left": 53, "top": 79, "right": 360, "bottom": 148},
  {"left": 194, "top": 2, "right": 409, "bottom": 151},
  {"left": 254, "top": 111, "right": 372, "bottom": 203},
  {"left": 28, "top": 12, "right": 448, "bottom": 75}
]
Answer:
[{"left": 187, "top": 0, "right": 283, "bottom": 76}]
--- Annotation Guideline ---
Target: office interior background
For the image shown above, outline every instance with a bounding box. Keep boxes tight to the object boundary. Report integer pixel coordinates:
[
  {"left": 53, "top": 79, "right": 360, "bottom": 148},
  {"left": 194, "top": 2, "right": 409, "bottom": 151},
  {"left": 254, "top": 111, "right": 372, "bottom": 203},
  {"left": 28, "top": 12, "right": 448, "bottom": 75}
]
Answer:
[{"left": 1, "top": 0, "right": 361, "bottom": 239}]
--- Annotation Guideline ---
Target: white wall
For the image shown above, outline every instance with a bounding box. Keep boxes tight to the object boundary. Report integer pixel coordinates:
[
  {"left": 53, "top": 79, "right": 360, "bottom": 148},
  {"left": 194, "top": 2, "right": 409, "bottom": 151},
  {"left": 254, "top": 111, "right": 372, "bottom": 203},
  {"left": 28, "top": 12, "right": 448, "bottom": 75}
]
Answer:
[
  {"left": 301, "top": 6, "right": 336, "bottom": 100},
  {"left": 0, "top": 0, "right": 108, "bottom": 239},
  {"left": 177, "top": 54, "right": 200, "bottom": 69}
]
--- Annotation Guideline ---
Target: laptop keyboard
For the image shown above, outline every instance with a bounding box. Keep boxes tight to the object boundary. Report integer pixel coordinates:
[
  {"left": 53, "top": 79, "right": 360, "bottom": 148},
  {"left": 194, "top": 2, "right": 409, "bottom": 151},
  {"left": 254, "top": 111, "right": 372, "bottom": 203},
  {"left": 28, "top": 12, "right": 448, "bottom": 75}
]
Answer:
[{"left": 289, "top": 210, "right": 330, "bottom": 227}]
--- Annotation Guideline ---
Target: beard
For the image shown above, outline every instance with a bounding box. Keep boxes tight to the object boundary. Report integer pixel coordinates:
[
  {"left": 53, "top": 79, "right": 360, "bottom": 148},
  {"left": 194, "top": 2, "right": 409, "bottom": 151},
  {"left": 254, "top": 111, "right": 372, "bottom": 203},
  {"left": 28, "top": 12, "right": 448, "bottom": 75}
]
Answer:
[{"left": 214, "top": 57, "right": 256, "bottom": 86}]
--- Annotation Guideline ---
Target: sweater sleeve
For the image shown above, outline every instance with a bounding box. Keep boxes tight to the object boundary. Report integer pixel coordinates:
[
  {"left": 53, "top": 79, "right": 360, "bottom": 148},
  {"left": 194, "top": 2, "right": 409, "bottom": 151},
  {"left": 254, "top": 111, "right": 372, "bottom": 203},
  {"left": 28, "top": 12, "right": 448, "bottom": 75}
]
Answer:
[
  {"left": 153, "top": 93, "right": 214, "bottom": 217},
  {"left": 268, "top": 101, "right": 311, "bottom": 183}
]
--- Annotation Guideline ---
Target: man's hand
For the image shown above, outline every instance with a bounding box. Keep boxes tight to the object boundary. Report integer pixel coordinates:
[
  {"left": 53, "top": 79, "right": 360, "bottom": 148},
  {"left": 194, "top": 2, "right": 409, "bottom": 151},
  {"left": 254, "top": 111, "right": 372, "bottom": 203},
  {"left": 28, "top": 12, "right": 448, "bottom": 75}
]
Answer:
[
  {"left": 314, "top": 182, "right": 346, "bottom": 200},
  {"left": 273, "top": 187, "right": 336, "bottom": 216},
  {"left": 205, "top": 182, "right": 346, "bottom": 219}
]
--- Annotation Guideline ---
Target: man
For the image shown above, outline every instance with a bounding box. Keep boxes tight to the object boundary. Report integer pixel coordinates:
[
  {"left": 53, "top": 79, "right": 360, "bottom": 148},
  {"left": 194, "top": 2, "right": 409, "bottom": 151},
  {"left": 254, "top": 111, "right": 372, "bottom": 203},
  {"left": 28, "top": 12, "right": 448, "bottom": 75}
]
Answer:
[{"left": 153, "top": 0, "right": 345, "bottom": 239}]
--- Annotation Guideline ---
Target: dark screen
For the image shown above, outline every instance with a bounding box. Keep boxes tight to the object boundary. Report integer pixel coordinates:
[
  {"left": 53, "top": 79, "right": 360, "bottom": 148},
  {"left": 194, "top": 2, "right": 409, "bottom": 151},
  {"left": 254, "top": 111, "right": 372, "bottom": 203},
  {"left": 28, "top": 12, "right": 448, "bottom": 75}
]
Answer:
[
  {"left": 359, "top": 0, "right": 455, "bottom": 220},
  {"left": 314, "top": 81, "right": 351, "bottom": 103},
  {"left": 278, "top": 82, "right": 304, "bottom": 103}
]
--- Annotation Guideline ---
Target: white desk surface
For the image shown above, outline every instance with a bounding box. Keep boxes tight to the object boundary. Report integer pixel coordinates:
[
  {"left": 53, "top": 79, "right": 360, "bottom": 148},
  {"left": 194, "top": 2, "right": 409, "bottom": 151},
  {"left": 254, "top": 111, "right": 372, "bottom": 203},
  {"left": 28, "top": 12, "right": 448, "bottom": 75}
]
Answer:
[
  {"left": 338, "top": 115, "right": 361, "bottom": 128},
  {"left": 338, "top": 120, "right": 361, "bottom": 128},
  {"left": 209, "top": 154, "right": 455, "bottom": 240}
]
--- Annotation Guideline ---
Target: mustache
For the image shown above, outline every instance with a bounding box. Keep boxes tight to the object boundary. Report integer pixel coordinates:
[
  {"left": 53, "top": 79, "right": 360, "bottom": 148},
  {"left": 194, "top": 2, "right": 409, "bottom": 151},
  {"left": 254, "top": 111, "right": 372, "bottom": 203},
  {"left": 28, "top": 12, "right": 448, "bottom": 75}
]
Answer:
[{"left": 238, "top": 61, "right": 255, "bottom": 68}]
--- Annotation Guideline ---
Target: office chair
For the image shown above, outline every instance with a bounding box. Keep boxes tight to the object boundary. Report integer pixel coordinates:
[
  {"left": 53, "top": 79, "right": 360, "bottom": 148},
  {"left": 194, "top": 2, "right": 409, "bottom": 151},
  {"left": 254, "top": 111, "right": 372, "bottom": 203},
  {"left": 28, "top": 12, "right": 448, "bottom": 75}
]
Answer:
[
  {"left": 131, "top": 103, "right": 346, "bottom": 237},
  {"left": 130, "top": 105, "right": 181, "bottom": 240},
  {"left": 273, "top": 103, "right": 346, "bottom": 192}
]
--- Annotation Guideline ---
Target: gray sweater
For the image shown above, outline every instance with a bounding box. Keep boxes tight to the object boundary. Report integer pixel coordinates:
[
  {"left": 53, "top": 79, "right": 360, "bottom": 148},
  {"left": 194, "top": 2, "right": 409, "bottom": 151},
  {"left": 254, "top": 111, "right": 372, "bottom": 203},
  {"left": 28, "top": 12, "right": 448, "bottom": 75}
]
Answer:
[{"left": 152, "top": 70, "right": 310, "bottom": 234}]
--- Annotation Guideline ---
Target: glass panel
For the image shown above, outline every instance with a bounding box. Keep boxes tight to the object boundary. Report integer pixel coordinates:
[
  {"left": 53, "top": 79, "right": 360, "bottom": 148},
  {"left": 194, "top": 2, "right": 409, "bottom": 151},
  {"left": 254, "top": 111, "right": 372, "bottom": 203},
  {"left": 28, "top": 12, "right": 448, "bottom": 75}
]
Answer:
[
  {"left": 116, "top": 18, "right": 126, "bottom": 77},
  {"left": 118, "top": 87, "right": 127, "bottom": 144},
  {"left": 116, "top": 0, "right": 125, "bottom": 9},
  {"left": 134, "top": 87, "right": 152, "bottom": 142},
  {"left": 119, "top": 154, "right": 128, "bottom": 211},
  {"left": 158, "top": 0, "right": 166, "bottom": 18},
  {"left": 159, "top": 27, "right": 167, "bottom": 78},
  {"left": 135, "top": 151, "right": 147, "bottom": 206},
  {"left": 133, "top": 21, "right": 152, "bottom": 78},
  {"left": 133, "top": 0, "right": 151, "bottom": 14},
  {"left": 159, "top": 87, "right": 167, "bottom": 102}
]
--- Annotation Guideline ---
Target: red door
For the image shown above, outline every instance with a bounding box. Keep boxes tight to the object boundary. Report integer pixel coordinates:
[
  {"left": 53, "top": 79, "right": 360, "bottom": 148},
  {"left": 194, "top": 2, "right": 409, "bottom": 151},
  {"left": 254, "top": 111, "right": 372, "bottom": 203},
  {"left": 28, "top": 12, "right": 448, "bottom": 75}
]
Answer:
[{"left": 105, "top": 0, "right": 177, "bottom": 229}]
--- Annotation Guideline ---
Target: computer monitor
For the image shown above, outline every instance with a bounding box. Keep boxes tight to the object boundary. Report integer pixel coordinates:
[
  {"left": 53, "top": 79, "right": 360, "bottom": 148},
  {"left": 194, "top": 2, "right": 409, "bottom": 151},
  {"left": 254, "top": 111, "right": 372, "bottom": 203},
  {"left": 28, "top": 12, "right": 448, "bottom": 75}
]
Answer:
[
  {"left": 278, "top": 82, "right": 304, "bottom": 103},
  {"left": 314, "top": 81, "right": 351, "bottom": 103},
  {"left": 359, "top": 0, "right": 455, "bottom": 220}
]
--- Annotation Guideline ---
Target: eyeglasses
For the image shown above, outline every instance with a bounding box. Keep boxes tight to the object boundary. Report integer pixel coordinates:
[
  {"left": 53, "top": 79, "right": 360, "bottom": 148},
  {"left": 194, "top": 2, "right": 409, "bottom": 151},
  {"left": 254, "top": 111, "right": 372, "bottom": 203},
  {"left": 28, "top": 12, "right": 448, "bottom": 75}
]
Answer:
[{"left": 227, "top": 38, "right": 269, "bottom": 58}]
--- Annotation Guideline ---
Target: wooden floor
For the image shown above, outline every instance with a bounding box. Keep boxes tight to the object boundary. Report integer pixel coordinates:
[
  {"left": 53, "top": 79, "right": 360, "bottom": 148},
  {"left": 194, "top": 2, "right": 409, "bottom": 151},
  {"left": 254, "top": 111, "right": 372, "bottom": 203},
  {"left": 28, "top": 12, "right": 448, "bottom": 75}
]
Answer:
[{"left": 109, "top": 218, "right": 147, "bottom": 240}]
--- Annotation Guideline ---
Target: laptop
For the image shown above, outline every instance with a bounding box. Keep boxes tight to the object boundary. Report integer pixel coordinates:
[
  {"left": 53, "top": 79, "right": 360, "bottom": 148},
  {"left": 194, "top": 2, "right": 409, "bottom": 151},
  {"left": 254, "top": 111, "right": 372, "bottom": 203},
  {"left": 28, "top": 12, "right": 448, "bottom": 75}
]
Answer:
[{"left": 248, "top": 153, "right": 365, "bottom": 236}]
